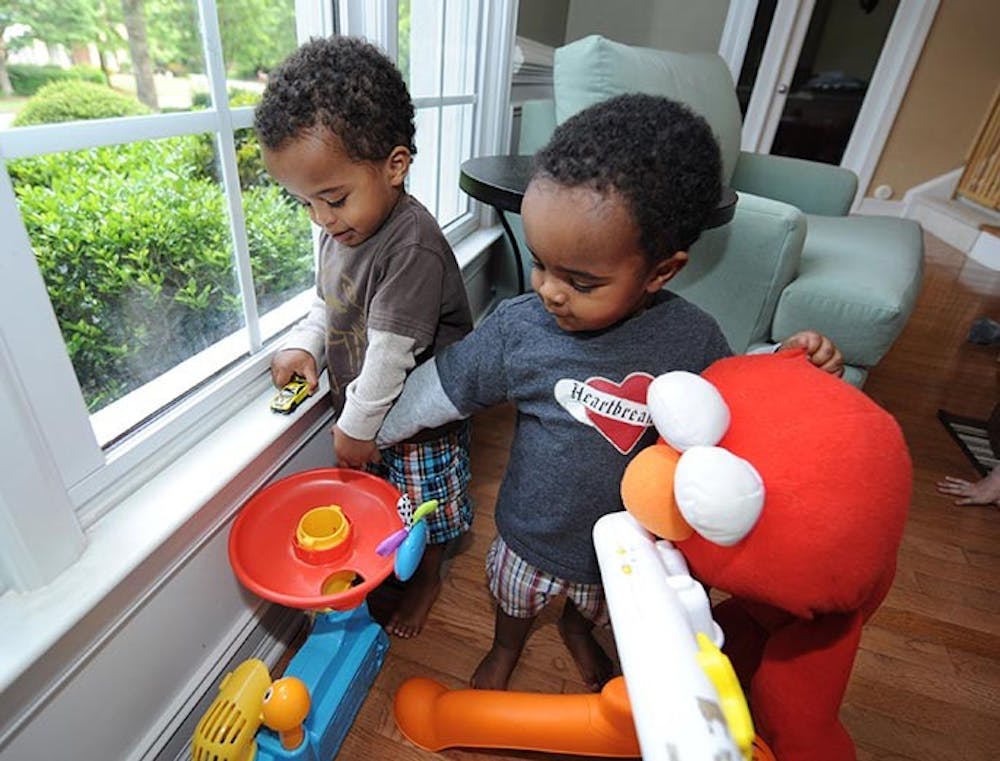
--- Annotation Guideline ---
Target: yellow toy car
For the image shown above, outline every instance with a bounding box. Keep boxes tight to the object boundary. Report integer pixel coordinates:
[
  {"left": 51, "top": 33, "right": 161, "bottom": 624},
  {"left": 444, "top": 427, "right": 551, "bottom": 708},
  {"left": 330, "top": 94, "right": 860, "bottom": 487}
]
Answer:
[{"left": 270, "top": 375, "right": 310, "bottom": 414}]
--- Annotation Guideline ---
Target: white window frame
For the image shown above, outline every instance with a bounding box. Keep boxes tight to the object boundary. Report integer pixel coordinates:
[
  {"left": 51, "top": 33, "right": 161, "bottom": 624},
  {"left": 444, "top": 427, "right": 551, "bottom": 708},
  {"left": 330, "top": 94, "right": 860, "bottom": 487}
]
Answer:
[
  {"left": 0, "top": 0, "right": 513, "bottom": 695},
  {"left": 339, "top": 0, "right": 516, "bottom": 244},
  {"left": 0, "top": 0, "right": 514, "bottom": 592}
]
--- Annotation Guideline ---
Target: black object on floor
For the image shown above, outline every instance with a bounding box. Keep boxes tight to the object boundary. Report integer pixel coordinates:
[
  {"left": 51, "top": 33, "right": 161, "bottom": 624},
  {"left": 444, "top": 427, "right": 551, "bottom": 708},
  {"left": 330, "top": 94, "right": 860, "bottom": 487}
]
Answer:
[
  {"left": 967, "top": 317, "right": 1000, "bottom": 346},
  {"left": 937, "top": 409, "right": 998, "bottom": 477}
]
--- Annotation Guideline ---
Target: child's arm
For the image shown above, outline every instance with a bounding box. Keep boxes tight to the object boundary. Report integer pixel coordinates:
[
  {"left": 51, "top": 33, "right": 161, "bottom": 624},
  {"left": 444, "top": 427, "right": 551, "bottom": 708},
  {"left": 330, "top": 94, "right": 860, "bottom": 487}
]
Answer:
[
  {"left": 335, "top": 329, "right": 419, "bottom": 467},
  {"left": 271, "top": 296, "right": 325, "bottom": 392},
  {"left": 377, "top": 358, "right": 467, "bottom": 447},
  {"left": 377, "top": 304, "right": 512, "bottom": 447},
  {"left": 777, "top": 330, "right": 844, "bottom": 376}
]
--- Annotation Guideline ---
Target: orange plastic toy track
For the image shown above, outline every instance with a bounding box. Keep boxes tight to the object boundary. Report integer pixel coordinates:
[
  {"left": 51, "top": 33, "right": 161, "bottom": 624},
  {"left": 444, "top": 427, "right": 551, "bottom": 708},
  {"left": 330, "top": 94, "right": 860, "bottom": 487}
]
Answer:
[
  {"left": 394, "top": 676, "right": 639, "bottom": 757},
  {"left": 394, "top": 676, "right": 778, "bottom": 759}
]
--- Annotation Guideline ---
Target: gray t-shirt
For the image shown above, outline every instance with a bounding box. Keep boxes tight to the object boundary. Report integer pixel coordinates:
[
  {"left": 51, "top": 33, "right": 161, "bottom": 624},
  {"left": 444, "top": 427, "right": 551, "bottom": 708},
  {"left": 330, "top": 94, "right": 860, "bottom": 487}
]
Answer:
[{"left": 435, "top": 290, "right": 731, "bottom": 583}]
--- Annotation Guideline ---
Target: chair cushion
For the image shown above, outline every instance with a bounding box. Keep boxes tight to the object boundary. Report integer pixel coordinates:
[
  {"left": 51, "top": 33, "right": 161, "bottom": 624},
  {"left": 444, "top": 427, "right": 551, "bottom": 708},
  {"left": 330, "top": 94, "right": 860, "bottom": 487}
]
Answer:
[
  {"left": 671, "top": 193, "right": 804, "bottom": 354},
  {"left": 772, "top": 215, "right": 924, "bottom": 367},
  {"left": 553, "top": 35, "right": 743, "bottom": 182}
]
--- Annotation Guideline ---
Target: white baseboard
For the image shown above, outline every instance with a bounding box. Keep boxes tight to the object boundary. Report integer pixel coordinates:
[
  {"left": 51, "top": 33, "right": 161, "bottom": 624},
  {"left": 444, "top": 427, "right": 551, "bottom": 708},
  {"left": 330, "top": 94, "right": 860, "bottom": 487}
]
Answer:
[
  {"left": 900, "top": 167, "right": 1000, "bottom": 265},
  {"left": 969, "top": 229, "right": 1000, "bottom": 271},
  {"left": 152, "top": 606, "right": 306, "bottom": 761},
  {"left": 856, "top": 198, "right": 904, "bottom": 217},
  {"left": 907, "top": 198, "right": 980, "bottom": 251},
  {"left": 902, "top": 166, "right": 964, "bottom": 203}
]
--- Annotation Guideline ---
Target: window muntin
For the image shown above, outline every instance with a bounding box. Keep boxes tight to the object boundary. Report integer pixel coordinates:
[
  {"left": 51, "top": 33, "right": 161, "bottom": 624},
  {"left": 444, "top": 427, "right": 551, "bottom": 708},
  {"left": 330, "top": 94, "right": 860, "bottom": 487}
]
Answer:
[{"left": 400, "top": 0, "right": 480, "bottom": 229}]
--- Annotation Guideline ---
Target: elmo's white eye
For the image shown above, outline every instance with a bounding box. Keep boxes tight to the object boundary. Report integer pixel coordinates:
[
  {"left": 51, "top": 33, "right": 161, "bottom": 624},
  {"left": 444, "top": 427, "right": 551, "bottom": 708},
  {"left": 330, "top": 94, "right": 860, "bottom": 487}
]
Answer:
[
  {"left": 647, "top": 372, "right": 729, "bottom": 450},
  {"left": 263, "top": 686, "right": 274, "bottom": 703},
  {"left": 674, "top": 446, "right": 764, "bottom": 546}
]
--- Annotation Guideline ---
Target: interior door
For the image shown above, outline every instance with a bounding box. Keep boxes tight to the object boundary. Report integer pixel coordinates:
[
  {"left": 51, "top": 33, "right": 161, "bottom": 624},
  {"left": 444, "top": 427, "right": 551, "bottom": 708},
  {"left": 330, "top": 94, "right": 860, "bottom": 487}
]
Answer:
[{"left": 738, "top": 0, "right": 901, "bottom": 165}]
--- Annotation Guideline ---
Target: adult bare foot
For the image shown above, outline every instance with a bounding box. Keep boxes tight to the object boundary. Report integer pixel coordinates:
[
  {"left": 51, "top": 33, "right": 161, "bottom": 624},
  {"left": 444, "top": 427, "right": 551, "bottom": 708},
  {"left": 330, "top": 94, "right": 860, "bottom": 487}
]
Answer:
[
  {"left": 386, "top": 543, "right": 444, "bottom": 638},
  {"left": 470, "top": 644, "right": 522, "bottom": 690},
  {"left": 558, "top": 600, "right": 613, "bottom": 692},
  {"left": 936, "top": 470, "right": 1000, "bottom": 507}
]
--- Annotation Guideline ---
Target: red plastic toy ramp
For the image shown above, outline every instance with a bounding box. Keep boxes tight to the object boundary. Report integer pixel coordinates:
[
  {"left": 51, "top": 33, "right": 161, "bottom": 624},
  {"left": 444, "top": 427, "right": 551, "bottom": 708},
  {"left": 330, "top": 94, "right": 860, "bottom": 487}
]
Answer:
[{"left": 229, "top": 468, "right": 402, "bottom": 610}]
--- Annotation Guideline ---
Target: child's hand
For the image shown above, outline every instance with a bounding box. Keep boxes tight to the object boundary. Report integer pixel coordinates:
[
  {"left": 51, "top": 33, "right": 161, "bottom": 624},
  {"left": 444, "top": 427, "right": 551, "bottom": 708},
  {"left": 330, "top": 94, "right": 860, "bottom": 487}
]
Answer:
[
  {"left": 779, "top": 330, "right": 844, "bottom": 376},
  {"left": 333, "top": 425, "right": 380, "bottom": 469},
  {"left": 271, "top": 349, "right": 319, "bottom": 392}
]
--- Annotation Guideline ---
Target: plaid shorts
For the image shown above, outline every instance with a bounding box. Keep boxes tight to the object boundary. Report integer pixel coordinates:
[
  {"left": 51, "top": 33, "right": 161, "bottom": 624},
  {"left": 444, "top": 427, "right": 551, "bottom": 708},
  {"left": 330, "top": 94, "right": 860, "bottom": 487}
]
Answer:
[
  {"left": 367, "top": 422, "right": 473, "bottom": 545},
  {"left": 485, "top": 534, "right": 607, "bottom": 623}
]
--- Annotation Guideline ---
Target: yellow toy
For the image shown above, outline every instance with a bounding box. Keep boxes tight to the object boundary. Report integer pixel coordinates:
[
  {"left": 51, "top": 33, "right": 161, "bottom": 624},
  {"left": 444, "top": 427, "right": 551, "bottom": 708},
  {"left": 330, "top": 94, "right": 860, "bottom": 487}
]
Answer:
[{"left": 192, "top": 659, "right": 312, "bottom": 761}]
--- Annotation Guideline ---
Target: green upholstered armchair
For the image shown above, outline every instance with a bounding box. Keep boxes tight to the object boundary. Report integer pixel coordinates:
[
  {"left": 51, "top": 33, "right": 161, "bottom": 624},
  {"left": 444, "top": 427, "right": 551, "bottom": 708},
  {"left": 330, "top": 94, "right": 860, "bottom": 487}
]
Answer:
[{"left": 515, "top": 35, "right": 924, "bottom": 387}]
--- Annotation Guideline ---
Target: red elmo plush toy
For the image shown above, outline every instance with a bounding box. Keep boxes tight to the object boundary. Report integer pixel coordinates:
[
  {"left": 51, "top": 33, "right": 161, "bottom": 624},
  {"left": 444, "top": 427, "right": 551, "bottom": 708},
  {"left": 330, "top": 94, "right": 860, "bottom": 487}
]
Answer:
[{"left": 620, "top": 350, "right": 911, "bottom": 761}]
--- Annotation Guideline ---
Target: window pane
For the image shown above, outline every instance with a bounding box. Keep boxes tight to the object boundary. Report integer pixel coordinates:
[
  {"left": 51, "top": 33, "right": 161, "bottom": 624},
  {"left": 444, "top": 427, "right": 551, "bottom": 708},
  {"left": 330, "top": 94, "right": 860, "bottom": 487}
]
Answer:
[
  {"left": 9, "top": 137, "right": 248, "bottom": 419},
  {"left": 97, "top": 0, "right": 209, "bottom": 113},
  {"left": 236, "top": 126, "right": 315, "bottom": 326},
  {"left": 410, "top": 107, "right": 440, "bottom": 216},
  {"left": 437, "top": 103, "right": 474, "bottom": 227},
  {"left": 441, "top": 0, "right": 479, "bottom": 97},
  {"left": 400, "top": 0, "right": 479, "bottom": 99},
  {"left": 218, "top": 0, "right": 299, "bottom": 106},
  {"left": 404, "top": 0, "right": 443, "bottom": 98}
]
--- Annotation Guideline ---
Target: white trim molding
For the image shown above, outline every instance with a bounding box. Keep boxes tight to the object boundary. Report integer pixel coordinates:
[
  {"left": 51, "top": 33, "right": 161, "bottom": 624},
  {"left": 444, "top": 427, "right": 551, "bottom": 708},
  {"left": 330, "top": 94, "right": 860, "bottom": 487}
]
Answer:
[
  {"left": 856, "top": 198, "right": 905, "bottom": 217},
  {"left": 969, "top": 229, "right": 1000, "bottom": 271},
  {"left": 740, "top": 0, "right": 816, "bottom": 153},
  {"left": 718, "top": 0, "right": 759, "bottom": 83},
  {"left": 844, "top": 0, "right": 941, "bottom": 210}
]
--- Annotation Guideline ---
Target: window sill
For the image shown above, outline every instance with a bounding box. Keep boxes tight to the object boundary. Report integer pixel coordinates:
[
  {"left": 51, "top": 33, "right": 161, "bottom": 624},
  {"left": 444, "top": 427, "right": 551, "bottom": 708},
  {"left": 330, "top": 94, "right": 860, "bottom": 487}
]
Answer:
[
  {"left": 0, "top": 375, "right": 331, "bottom": 698},
  {"left": 452, "top": 223, "right": 503, "bottom": 270}
]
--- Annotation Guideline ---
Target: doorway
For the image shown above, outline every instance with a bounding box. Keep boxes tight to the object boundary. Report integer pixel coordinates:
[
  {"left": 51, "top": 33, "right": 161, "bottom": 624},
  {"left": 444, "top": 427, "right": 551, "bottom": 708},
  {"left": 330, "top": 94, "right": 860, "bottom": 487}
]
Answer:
[
  {"left": 722, "top": 0, "right": 939, "bottom": 208},
  {"left": 739, "top": 0, "right": 898, "bottom": 165}
]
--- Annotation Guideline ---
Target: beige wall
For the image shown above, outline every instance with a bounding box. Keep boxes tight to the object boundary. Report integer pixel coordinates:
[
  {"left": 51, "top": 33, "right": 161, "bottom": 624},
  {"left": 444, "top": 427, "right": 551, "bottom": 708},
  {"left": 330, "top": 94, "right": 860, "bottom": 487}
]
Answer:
[
  {"left": 517, "top": 0, "right": 570, "bottom": 47},
  {"left": 564, "top": 0, "right": 730, "bottom": 53},
  {"left": 868, "top": 0, "right": 1000, "bottom": 199}
]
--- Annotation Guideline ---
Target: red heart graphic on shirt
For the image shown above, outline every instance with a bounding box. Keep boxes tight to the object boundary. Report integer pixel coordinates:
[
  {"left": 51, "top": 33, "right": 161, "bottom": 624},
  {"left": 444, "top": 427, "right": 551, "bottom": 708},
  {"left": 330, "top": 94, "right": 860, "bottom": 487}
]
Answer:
[{"left": 585, "top": 373, "right": 653, "bottom": 454}]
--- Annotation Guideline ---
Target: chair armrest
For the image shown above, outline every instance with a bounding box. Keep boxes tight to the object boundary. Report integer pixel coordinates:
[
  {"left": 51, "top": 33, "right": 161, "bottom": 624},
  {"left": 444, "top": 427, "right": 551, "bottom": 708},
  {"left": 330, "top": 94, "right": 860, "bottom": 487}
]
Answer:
[
  {"left": 731, "top": 152, "right": 858, "bottom": 216},
  {"left": 670, "top": 192, "right": 804, "bottom": 353},
  {"left": 772, "top": 214, "right": 924, "bottom": 373},
  {"left": 517, "top": 99, "right": 557, "bottom": 156}
]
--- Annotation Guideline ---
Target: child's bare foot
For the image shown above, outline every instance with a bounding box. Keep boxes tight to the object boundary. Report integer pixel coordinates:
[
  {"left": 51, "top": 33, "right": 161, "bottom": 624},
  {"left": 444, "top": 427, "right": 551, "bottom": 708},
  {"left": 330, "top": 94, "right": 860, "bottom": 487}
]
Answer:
[
  {"left": 470, "top": 644, "right": 521, "bottom": 690},
  {"left": 386, "top": 543, "right": 444, "bottom": 638},
  {"left": 559, "top": 601, "right": 613, "bottom": 692}
]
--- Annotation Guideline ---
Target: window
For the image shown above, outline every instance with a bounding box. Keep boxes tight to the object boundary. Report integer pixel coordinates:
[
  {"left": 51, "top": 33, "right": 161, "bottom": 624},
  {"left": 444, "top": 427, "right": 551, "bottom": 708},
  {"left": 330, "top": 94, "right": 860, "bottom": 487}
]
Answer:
[
  {"left": 0, "top": 0, "right": 514, "bottom": 592},
  {"left": 401, "top": 0, "right": 480, "bottom": 236},
  {"left": 4, "top": 1, "right": 314, "bottom": 444}
]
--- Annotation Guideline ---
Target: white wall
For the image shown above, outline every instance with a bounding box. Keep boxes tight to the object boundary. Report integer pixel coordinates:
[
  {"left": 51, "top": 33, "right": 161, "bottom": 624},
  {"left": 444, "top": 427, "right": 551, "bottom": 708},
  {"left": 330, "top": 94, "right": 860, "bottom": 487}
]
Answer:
[
  {"left": 565, "top": 0, "right": 731, "bottom": 52},
  {"left": 0, "top": 408, "right": 333, "bottom": 761}
]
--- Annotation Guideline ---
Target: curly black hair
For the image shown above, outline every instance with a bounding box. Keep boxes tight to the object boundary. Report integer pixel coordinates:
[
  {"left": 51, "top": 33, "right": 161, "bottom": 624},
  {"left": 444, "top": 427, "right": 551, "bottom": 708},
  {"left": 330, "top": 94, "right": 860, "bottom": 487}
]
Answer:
[
  {"left": 254, "top": 36, "right": 416, "bottom": 161},
  {"left": 533, "top": 93, "right": 722, "bottom": 262}
]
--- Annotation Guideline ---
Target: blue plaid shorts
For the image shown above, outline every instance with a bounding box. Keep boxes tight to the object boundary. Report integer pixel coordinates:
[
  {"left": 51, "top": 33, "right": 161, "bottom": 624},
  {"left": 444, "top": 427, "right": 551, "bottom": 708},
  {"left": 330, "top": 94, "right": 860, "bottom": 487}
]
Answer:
[
  {"left": 367, "top": 422, "right": 473, "bottom": 545},
  {"left": 485, "top": 534, "right": 607, "bottom": 623}
]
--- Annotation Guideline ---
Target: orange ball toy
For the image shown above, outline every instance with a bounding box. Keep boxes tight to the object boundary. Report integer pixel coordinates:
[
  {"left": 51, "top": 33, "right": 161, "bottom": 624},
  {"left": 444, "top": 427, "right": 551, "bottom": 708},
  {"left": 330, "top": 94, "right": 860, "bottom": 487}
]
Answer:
[{"left": 262, "top": 676, "right": 311, "bottom": 750}]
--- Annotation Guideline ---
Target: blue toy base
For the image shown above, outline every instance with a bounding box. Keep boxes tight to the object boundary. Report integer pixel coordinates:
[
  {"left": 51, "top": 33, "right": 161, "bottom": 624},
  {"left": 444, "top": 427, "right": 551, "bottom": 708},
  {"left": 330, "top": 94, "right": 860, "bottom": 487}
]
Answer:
[{"left": 256, "top": 603, "right": 389, "bottom": 761}]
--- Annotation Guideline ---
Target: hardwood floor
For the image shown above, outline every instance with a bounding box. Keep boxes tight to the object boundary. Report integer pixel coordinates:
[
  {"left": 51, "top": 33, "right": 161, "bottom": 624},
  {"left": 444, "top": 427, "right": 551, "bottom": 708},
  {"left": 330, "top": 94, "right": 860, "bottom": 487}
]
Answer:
[{"left": 335, "top": 232, "right": 1000, "bottom": 761}]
